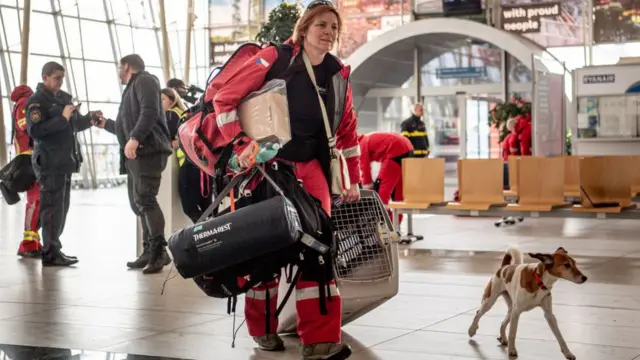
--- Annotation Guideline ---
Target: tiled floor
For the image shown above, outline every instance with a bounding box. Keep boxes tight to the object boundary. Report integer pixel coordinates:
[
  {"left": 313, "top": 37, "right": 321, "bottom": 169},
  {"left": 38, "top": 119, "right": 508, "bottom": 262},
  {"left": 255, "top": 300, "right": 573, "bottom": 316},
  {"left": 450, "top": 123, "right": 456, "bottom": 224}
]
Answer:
[{"left": 1, "top": 187, "right": 640, "bottom": 359}]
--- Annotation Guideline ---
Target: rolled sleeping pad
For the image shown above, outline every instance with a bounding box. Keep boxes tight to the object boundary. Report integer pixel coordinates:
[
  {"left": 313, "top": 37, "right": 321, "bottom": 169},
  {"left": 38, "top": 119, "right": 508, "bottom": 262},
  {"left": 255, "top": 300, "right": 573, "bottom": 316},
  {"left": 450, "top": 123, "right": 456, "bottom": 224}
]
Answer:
[{"left": 168, "top": 195, "right": 304, "bottom": 279}]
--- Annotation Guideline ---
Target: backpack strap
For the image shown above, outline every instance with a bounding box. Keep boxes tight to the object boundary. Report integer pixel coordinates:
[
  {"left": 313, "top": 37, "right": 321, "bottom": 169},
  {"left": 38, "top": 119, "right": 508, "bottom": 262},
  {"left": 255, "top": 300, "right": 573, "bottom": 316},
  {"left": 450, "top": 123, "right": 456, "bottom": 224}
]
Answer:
[{"left": 265, "top": 43, "right": 294, "bottom": 82}]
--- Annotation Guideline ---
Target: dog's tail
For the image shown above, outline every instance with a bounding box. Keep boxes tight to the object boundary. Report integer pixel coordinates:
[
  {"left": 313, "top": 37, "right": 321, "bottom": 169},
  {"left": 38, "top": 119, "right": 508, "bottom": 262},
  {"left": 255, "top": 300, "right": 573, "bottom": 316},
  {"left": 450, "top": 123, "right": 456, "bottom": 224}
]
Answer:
[{"left": 501, "top": 246, "right": 524, "bottom": 266}]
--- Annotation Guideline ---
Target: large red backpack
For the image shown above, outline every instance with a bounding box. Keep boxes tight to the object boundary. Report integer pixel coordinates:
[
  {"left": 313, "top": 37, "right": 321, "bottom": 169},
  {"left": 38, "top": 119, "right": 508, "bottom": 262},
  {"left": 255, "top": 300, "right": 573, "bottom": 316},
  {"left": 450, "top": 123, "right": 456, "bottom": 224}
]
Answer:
[{"left": 177, "top": 42, "right": 293, "bottom": 185}]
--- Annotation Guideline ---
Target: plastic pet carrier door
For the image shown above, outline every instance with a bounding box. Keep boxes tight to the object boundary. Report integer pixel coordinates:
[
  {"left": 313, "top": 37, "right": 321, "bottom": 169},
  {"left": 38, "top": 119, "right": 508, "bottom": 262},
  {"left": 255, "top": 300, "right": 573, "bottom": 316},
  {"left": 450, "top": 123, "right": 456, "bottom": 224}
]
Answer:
[{"left": 277, "top": 190, "right": 400, "bottom": 334}]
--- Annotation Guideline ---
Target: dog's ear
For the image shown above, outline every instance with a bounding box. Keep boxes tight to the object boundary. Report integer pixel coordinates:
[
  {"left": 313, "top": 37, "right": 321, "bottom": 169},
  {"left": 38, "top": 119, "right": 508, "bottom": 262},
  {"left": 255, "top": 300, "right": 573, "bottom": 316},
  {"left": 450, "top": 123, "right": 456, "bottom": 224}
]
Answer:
[
  {"left": 529, "top": 252, "right": 554, "bottom": 268},
  {"left": 556, "top": 247, "right": 568, "bottom": 254}
]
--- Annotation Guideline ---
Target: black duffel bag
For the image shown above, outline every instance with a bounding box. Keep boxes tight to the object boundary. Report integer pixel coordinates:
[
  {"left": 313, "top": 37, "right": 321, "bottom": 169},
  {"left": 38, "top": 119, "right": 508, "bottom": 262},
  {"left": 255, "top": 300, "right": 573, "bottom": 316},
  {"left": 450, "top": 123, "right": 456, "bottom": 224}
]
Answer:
[
  {"left": 0, "top": 153, "right": 36, "bottom": 193},
  {"left": 167, "top": 161, "right": 332, "bottom": 299}
]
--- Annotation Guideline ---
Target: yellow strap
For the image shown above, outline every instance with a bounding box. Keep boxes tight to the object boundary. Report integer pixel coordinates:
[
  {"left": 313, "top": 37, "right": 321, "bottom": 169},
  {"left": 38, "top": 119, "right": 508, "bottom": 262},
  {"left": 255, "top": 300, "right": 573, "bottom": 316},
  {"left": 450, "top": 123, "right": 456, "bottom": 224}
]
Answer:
[
  {"left": 18, "top": 150, "right": 32, "bottom": 155},
  {"left": 402, "top": 131, "right": 427, "bottom": 137}
]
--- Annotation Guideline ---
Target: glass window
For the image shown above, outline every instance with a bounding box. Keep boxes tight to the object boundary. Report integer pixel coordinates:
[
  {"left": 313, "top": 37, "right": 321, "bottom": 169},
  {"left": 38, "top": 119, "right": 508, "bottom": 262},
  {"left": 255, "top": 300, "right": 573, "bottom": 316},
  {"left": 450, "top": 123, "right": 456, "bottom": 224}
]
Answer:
[
  {"left": 1, "top": 7, "right": 21, "bottom": 52},
  {"left": 577, "top": 95, "right": 640, "bottom": 139},
  {"left": 62, "top": 17, "right": 83, "bottom": 58},
  {"left": 2, "top": 52, "right": 17, "bottom": 91},
  {"left": 78, "top": 0, "right": 107, "bottom": 21},
  {"left": 84, "top": 61, "right": 121, "bottom": 102},
  {"left": 57, "top": 0, "right": 79, "bottom": 15},
  {"left": 115, "top": 25, "right": 135, "bottom": 57},
  {"left": 28, "top": 12, "right": 61, "bottom": 55},
  {"left": 133, "top": 29, "right": 161, "bottom": 67},
  {"left": 0, "top": 0, "right": 53, "bottom": 12},
  {"left": 79, "top": 20, "right": 113, "bottom": 61},
  {"left": 2, "top": 97, "right": 10, "bottom": 144},
  {"left": 68, "top": 59, "right": 88, "bottom": 101}
]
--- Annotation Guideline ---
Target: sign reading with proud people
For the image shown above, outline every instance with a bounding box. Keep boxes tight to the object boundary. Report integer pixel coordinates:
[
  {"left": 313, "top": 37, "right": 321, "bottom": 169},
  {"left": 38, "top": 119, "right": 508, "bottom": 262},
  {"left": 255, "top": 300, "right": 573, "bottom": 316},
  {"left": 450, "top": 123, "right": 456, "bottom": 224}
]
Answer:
[{"left": 500, "top": 2, "right": 560, "bottom": 34}]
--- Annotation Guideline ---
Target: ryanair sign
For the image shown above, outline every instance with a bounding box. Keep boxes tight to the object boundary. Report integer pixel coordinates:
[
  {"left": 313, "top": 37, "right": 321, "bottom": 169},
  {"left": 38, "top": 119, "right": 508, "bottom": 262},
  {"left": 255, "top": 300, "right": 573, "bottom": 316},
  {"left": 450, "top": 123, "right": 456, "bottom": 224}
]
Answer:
[{"left": 583, "top": 74, "right": 615, "bottom": 84}]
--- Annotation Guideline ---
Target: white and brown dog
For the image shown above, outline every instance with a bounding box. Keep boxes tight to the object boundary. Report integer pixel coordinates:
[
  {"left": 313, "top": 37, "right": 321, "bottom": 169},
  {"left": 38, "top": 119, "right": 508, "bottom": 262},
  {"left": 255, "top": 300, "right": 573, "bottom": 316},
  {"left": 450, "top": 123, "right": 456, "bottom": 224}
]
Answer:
[{"left": 468, "top": 246, "right": 587, "bottom": 359}]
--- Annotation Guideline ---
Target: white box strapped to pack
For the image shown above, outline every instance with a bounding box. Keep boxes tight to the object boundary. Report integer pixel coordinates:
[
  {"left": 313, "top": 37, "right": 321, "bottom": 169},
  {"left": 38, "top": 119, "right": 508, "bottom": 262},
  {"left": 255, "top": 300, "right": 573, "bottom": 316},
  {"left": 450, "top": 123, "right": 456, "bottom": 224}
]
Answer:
[{"left": 277, "top": 189, "right": 400, "bottom": 334}]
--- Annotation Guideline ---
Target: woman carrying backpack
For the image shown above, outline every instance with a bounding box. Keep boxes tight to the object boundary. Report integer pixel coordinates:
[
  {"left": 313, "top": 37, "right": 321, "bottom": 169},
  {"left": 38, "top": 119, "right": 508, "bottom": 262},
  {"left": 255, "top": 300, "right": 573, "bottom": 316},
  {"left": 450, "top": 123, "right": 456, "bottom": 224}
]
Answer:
[{"left": 213, "top": 1, "right": 361, "bottom": 358}]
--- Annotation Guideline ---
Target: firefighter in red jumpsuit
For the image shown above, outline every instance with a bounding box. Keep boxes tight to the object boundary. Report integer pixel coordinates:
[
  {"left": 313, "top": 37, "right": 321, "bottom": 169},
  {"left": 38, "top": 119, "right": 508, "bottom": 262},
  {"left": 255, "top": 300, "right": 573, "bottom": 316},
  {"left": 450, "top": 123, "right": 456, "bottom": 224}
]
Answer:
[
  {"left": 11, "top": 85, "right": 42, "bottom": 257},
  {"left": 359, "top": 132, "right": 413, "bottom": 223},
  {"left": 213, "top": 1, "right": 360, "bottom": 358}
]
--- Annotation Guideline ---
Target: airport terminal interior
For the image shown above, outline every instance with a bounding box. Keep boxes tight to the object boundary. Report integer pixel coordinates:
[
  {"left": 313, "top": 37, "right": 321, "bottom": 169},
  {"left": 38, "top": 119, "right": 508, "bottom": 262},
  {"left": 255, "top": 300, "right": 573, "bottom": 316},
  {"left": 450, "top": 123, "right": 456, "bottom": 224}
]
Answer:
[{"left": 2, "top": 0, "right": 640, "bottom": 359}]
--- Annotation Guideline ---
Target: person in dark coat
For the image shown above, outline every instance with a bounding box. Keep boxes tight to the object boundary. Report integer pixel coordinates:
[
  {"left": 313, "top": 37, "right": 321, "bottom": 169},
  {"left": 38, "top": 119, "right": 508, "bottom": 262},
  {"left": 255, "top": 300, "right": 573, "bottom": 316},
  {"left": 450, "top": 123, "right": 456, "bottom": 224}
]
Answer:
[
  {"left": 94, "top": 54, "right": 173, "bottom": 274},
  {"left": 26, "top": 62, "right": 101, "bottom": 266}
]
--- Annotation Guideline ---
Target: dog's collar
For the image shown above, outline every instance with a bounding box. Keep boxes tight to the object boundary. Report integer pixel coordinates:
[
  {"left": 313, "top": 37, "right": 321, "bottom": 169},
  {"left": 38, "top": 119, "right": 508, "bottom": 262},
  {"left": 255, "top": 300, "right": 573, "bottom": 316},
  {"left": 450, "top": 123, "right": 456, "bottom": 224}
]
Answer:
[{"left": 534, "top": 271, "right": 548, "bottom": 290}]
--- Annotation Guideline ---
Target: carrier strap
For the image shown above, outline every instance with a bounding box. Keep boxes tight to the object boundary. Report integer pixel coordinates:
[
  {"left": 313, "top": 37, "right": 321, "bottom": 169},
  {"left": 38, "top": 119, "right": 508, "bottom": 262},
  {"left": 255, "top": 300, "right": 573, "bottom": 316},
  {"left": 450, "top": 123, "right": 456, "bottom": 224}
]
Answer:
[
  {"left": 196, "top": 173, "right": 245, "bottom": 223},
  {"left": 274, "top": 266, "right": 302, "bottom": 318}
]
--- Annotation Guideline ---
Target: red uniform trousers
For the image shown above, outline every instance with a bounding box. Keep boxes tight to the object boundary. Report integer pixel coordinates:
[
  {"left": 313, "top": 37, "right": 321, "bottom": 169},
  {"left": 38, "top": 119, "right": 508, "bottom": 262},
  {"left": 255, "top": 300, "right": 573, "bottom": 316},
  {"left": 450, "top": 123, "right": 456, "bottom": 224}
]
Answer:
[
  {"left": 375, "top": 159, "right": 404, "bottom": 224},
  {"left": 18, "top": 182, "right": 42, "bottom": 253},
  {"left": 244, "top": 159, "right": 342, "bottom": 345}
]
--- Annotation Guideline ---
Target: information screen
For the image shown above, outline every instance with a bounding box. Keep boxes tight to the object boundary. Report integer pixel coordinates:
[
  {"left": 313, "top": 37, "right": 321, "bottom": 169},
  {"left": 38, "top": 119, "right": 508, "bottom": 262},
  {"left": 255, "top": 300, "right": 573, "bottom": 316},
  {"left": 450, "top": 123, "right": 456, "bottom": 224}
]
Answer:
[{"left": 442, "top": 0, "right": 482, "bottom": 17}]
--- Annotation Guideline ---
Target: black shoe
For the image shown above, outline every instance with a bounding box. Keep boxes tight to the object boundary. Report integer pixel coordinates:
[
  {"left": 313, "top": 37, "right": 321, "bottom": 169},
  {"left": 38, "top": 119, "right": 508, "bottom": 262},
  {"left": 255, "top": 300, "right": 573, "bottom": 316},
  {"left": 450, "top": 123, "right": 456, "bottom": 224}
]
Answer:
[
  {"left": 142, "top": 247, "right": 170, "bottom": 274},
  {"left": 127, "top": 248, "right": 150, "bottom": 269},
  {"left": 42, "top": 253, "right": 79, "bottom": 267},
  {"left": 60, "top": 251, "right": 77, "bottom": 260}
]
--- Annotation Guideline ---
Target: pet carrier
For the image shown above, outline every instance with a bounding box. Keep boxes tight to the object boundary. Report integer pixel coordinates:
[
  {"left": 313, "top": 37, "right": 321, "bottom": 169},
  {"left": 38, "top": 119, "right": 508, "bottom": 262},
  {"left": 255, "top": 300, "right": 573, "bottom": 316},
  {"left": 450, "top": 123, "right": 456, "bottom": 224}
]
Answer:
[{"left": 277, "top": 189, "right": 400, "bottom": 333}]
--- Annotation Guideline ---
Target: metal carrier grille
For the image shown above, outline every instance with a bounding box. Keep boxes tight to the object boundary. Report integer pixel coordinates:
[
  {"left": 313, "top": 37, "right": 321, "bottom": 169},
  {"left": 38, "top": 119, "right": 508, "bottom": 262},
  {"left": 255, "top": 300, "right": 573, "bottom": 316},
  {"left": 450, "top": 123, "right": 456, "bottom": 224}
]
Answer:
[{"left": 331, "top": 191, "right": 395, "bottom": 282}]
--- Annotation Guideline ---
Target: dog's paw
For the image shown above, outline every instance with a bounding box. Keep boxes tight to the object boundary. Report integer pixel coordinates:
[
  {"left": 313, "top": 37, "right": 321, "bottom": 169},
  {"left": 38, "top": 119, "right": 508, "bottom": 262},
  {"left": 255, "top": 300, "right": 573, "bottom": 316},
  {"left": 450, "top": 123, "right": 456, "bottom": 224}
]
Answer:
[
  {"left": 497, "top": 336, "right": 508, "bottom": 346},
  {"left": 563, "top": 351, "right": 576, "bottom": 360},
  {"left": 468, "top": 325, "right": 478, "bottom": 338},
  {"left": 508, "top": 348, "right": 518, "bottom": 358}
]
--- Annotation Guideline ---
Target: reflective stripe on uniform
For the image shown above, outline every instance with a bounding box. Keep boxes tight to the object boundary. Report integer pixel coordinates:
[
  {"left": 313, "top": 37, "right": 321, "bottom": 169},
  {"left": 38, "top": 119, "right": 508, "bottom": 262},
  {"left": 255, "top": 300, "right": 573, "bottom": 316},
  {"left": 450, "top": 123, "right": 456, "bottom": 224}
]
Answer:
[
  {"left": 23, "top": 230, "right": 40, "bottom": 241},
  {"left": 246, "top": 286, "right": 279, "bottom": 301},
  {"left": 413, "top": 149, "right": 428, "bottom": 155},
  {"left": 216, "top": 110, "right": 238, "bottom": 127},
  {"left": 342, "top": 145, "right": 360, "bottom": 158},
  {"left": 296, "top": 283, "right": 339, "bottom": 301},
  {"left": 17, "top": 117, "right": 26, "bottom": 128},
  {"left": 176, "top": 148, "right": 186, "bottom": 167},
  {"left": 401, "top": 130, "right": 427, "bottom": 137},
  {"left": 168, "top": 107, "right": 187, "bottom": 167}
]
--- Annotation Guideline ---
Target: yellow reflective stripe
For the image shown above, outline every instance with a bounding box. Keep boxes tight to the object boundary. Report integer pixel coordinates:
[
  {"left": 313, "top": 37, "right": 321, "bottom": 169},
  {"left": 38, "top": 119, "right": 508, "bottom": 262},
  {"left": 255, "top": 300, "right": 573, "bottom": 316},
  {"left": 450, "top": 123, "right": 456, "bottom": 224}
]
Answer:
[
  {"left": 402, "top": 131, "right": 427, "bottom": 137},
  {"left": 176, "top": 148, "right": 185, "bottom": 167},
  {"left": 413, "top": 149, "right": 429, "bottom": 155},
  {"left": 23, "top": 231, "right": 40, "bottom": 241},
  {"left": 18, "top": 150, "right": 32, "bottom": 155},
  {"left": 17, "top": 118, "right": 26, "bottom": 127}
]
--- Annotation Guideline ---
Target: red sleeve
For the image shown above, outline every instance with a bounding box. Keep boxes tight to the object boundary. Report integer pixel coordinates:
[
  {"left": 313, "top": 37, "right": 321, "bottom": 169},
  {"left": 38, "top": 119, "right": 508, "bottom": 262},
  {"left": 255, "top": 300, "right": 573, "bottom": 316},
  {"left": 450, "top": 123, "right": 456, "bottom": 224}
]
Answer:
[
  {"left": 359, "top": 137, "right": 372, "bottom": 186},
  {"left": 335, "top": 80, "right": 361, "bottom": 185},
  {"left": 519, "top": 124, "right": 532, "bottom": 155},
  {"left": 13, "top": 99, "right": 31, "bottom": 153},
  {"left": 213, "top": 46, "right": 279, "bottom": 146},
  {"left": 15, "top": 99, "right": 27, "bottom": 131}
]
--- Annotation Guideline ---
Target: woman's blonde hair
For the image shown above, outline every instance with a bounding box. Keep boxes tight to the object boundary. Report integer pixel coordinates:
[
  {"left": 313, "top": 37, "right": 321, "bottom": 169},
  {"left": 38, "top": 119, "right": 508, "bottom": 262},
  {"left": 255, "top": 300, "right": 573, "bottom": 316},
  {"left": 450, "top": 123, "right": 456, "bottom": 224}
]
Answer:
[
  {"left": 292, "top": 4, "right": 343, "bottom": 45},
  {"left": 161, "top": 87, "right": 187, "bottom": 112}
]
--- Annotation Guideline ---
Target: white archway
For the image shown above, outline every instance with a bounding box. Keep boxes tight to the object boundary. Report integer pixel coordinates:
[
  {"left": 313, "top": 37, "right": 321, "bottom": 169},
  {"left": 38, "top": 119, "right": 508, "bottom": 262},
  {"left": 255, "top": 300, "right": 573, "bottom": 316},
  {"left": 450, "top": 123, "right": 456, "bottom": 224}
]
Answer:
[{"left": 345, "top": 18, "right": 549, "bottom": 73}]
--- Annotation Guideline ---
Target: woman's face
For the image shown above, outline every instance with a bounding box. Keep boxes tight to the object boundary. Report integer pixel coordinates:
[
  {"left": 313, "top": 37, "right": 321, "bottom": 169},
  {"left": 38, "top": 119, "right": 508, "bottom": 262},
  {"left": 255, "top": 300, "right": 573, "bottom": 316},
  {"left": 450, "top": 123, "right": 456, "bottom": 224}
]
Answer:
[
  {"left": 161, "top": 94, "right": 172, "bottom": 111},
  {"left": 304, "top": 11, "right": 339, "bottom": 53}
]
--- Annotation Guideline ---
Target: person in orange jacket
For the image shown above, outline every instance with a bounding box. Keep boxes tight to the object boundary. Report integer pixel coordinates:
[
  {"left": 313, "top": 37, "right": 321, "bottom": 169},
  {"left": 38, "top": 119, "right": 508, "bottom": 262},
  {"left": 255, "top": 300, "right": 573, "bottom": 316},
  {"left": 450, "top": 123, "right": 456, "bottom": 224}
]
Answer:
[
  {"left": 11, "top": 85, "right": 43, "bottom": 257},
  {"left": 359, "top": 132, "right": 414, "bottom": 223}
]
